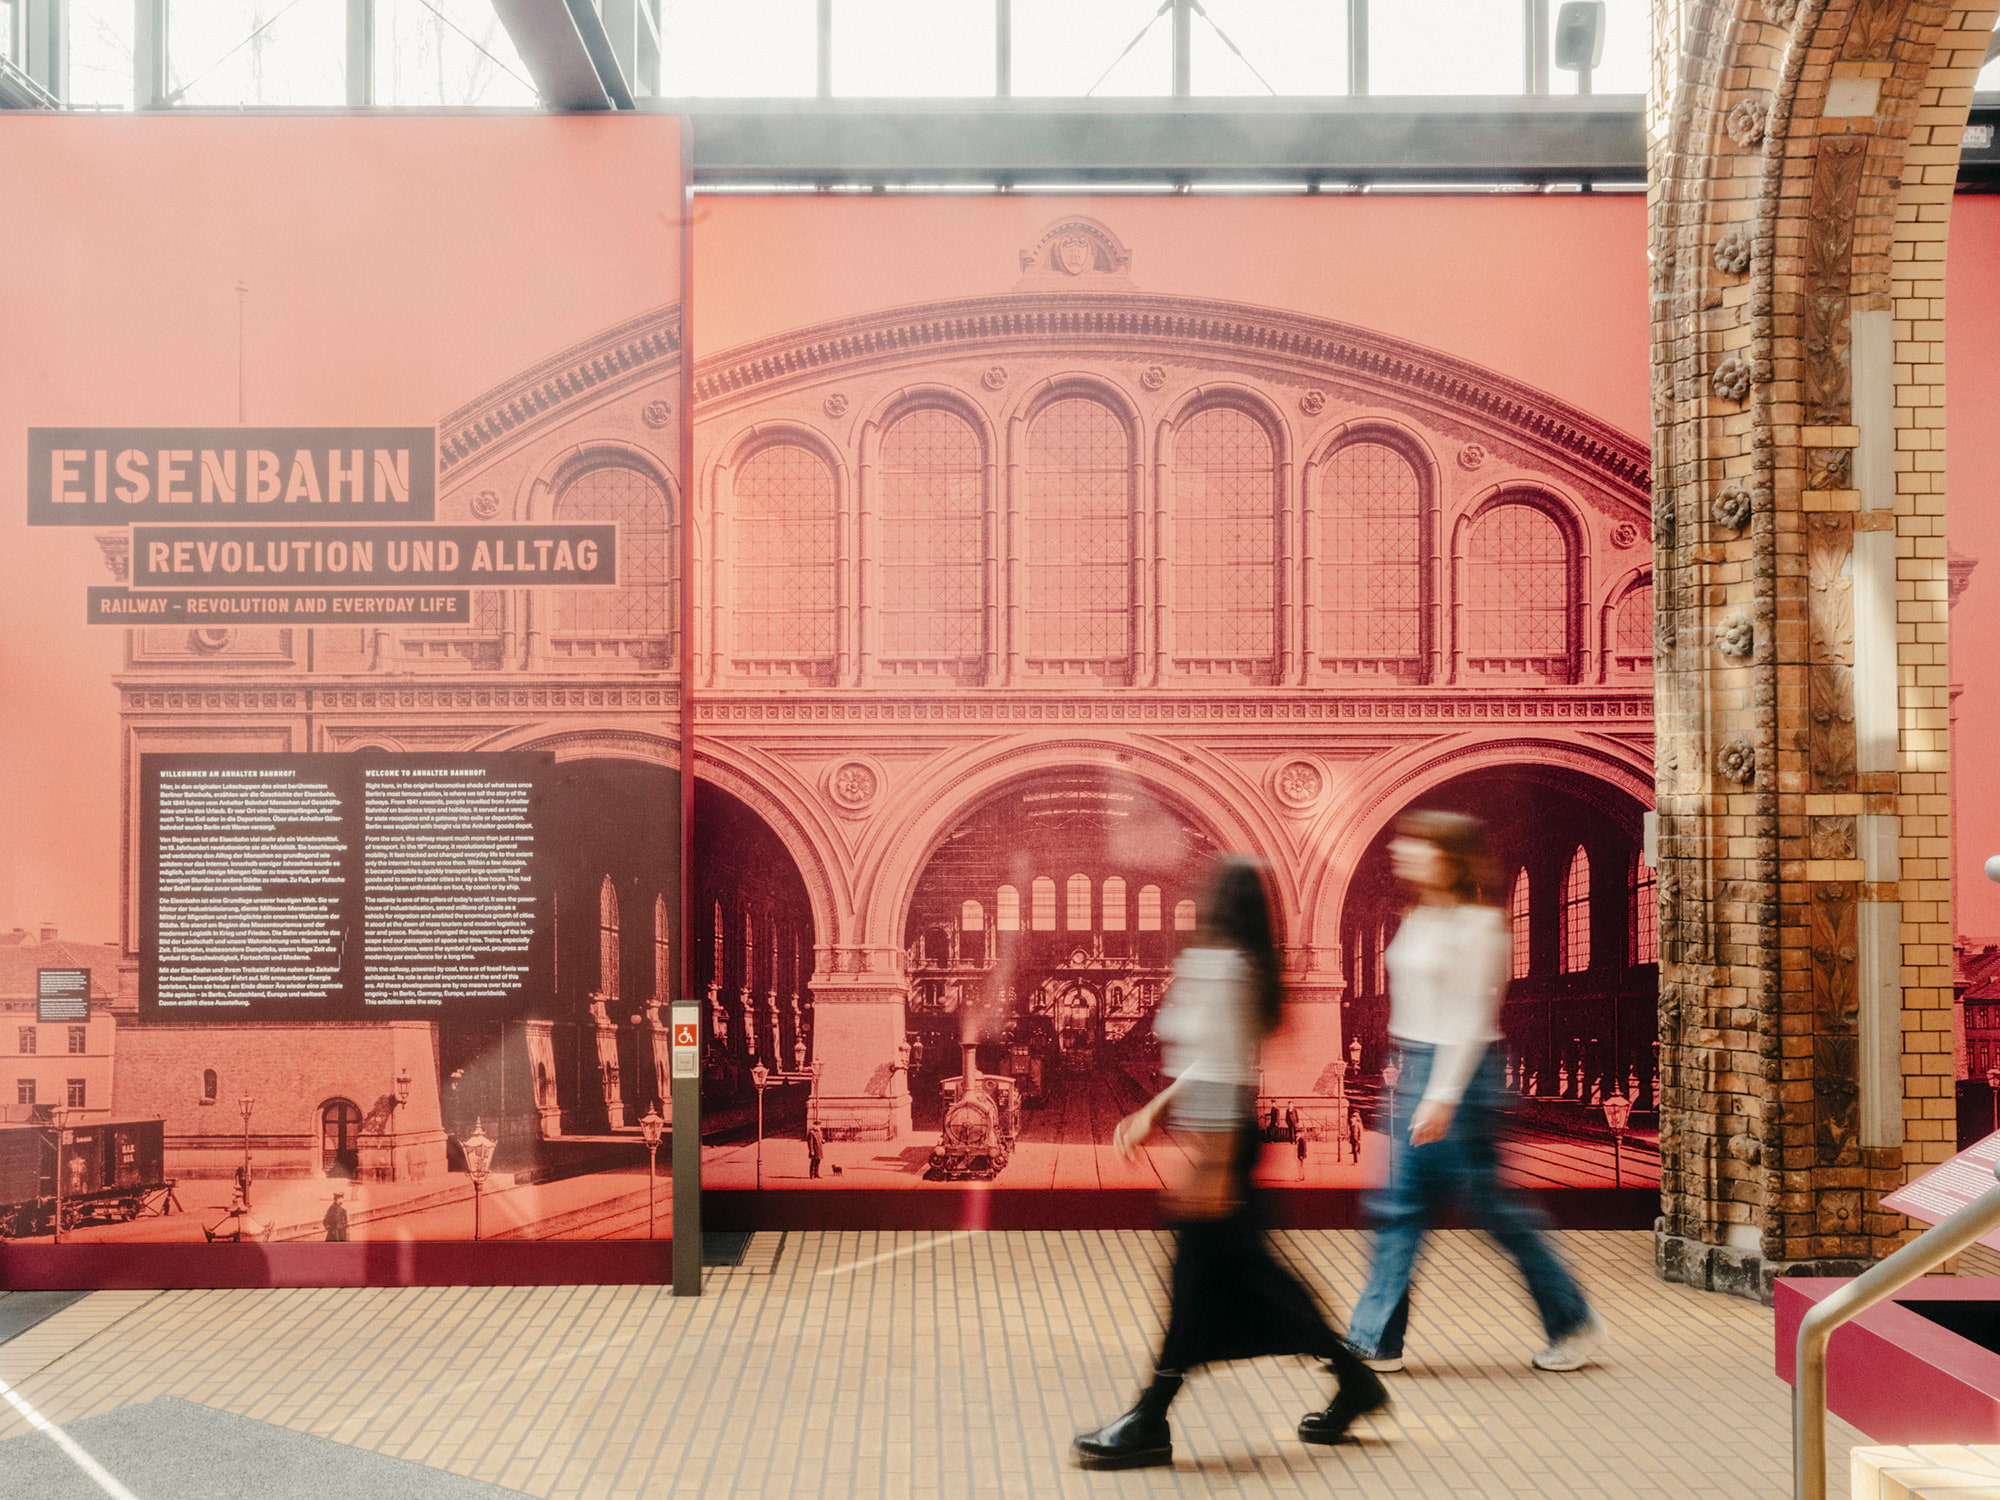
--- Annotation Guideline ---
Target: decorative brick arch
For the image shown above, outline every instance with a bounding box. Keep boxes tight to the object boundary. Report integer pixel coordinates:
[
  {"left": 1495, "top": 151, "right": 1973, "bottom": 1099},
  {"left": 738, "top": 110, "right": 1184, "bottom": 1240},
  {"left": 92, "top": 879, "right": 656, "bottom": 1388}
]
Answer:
[{"left": 1649, "top": 0, "right": 2000, "bottom": 1294}]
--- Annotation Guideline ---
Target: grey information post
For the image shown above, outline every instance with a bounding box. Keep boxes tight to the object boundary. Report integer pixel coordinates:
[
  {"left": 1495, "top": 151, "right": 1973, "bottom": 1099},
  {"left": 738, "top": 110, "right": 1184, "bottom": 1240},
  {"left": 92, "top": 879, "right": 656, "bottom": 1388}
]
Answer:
[{"left": 671, "top": 1002, "right": 702, "bottom": 1296}]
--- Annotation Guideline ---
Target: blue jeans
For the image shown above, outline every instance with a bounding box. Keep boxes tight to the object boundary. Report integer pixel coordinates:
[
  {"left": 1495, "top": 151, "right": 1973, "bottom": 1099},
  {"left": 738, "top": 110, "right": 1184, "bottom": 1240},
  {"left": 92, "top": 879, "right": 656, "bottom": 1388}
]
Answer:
[{"left": 1347, "top": 1042, "right": 1593, "bottom": 1359}]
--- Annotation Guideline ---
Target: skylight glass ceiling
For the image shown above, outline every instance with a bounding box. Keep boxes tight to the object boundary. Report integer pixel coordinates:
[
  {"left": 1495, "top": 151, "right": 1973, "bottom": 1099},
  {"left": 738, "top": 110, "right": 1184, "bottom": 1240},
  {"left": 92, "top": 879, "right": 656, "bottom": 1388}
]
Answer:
[{"left": 24, "top": 0, "right": 1994, "bottom": 112}]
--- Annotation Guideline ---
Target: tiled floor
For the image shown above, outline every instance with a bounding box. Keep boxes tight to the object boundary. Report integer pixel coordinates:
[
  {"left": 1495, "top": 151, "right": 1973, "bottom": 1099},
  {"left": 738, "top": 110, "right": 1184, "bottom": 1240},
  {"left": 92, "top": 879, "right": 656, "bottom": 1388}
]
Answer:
[{"left": 0, "top": 1230, "right": 1853, "bottom": 1498}]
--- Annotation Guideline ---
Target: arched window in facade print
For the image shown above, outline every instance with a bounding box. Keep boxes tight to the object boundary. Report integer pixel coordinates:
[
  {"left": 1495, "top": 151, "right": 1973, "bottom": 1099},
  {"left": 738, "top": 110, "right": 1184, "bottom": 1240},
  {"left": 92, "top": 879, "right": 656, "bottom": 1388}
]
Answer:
[
  {"left": 598, "top": 875, "right": 621, "bottom": 1002},
  {"left": 1173, "top": 899, "right": 1198, "bottom": 932},
  {"left": 1137, "top": 885, "right": 1163, "bottom": 931},
  {"left": 961, "top": 899, "right": 985, "bottom": 931},
  {"left": 1023, "top": 397, "right": 1132, "bottom": 682},
  {"left": 1318, "top": 440, "right": 1427, "bottom": 681},
  {"left": 1031, "top": 876, "right": 1057, "bottom": 931},
  {"left": 652, "top": 893, "right": 671, "bottom": 1003},
  {"left": 320, "top": 1098, "right": 362, "bottom": 1178},
  {"left": 1509, "top": 868, "right": 1532, "bottom": 980},
  {"left": 1560, "top": 848, "right": 1591, "bottom": 973},
  {"left": 1630, "top": 853, "right": 1658, "bottom": 965},
  {"left": 1172, "top": 406, "right": 1277, "bottom": 682},
  {"left": 996, "top": 884, "right": 1021, "bottom": 931},
  {"left": 554, "top": 463, "right": 675, "bottom": 666},
  {"left": 1066, "top": 874, "right": 1092, "bottom": 930},
  {"left": 732, "top": 443, "right": 838, "bottom": 681},
  {"left": 1464, "top": 501, "right": 1573, "bottom": 681},
  {"left": 1610, "top": 581, "right": 1654, "bottom": 675},
  {"left": 201, "top": 1068, "right": 218, "bottom": 1104},
  {"left": 880, "top": 408, "right": 983, "bottom": 679},
  {"left": 1102, "top": 877, "right": 1127, "bottom": 931}
]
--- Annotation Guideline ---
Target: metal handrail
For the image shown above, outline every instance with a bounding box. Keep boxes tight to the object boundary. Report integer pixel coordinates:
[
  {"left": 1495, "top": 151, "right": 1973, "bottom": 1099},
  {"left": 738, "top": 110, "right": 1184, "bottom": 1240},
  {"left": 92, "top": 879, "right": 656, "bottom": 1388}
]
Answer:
[{"left": 1795, "top": 1164, "right": 2000, "bottom": 1500}]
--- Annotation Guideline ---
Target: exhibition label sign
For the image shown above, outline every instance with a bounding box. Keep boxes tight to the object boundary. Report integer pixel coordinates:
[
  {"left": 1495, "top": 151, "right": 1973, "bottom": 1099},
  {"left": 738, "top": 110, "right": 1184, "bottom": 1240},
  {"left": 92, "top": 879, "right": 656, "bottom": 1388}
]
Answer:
[
  {"left": 139, "top": 753, "right": 555, "bottom": 1023},
  {"left": 36, "top": 969, "right": 91, "bottom": 1023}
]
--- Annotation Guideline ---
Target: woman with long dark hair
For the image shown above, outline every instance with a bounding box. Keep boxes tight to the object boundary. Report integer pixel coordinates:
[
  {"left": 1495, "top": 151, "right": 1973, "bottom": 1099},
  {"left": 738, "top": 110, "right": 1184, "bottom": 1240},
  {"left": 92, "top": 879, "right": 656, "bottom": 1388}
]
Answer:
[
  {"left": 1073, "top": 855, "right": 1387, "bottom": 1471},
  {"left": 1345, "top": 809, "right": 1601, "bottom": 1374}
]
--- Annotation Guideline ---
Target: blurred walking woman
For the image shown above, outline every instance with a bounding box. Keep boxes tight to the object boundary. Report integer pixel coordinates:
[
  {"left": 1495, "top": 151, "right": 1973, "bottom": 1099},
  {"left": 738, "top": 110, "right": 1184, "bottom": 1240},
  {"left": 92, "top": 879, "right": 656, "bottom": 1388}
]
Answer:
[
  {"left": 1346, "top": 810, "right": 1601, "bottom": 1375},
  {"left": 1073, "top": 856, "right": 1387, "bottom": 1471}
]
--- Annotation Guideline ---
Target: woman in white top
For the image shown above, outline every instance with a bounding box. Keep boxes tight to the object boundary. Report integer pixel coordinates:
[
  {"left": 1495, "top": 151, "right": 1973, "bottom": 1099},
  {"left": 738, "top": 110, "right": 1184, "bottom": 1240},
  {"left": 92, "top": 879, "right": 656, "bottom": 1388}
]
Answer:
[
  {"left": 1345, "top": 810, "right": 1601, "bottom": 1374},
  {"left": 1073, "top": 856, "right": 1387, "bottom": 1471}
]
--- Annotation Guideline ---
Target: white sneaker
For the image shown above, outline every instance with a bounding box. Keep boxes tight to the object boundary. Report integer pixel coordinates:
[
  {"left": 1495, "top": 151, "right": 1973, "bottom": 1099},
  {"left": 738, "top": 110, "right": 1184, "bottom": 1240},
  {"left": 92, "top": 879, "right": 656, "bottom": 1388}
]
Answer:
[
  {"left": 1531, "top": 1315, "right": 1604, "bottom": 1372},
  {"left": 1325, "top": 1349, "right": 1403, "bottom": 1374}
]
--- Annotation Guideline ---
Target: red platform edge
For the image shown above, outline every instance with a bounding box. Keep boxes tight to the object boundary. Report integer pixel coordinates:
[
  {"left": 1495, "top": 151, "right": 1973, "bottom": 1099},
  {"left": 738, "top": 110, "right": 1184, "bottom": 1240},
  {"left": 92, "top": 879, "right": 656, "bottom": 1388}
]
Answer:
[
  {"left": 1774, "top": 1277, "right": 2000, "bottom": 1444},
  {"left": 0, "top": 1238, "right": 676, "bottom": 1291},
  {"left": 0, "top": 1188, "right": 1657, "bottom": 1289},
  {"left": 702, "top": 1186, "right": 1659, "bottom": 1233}
]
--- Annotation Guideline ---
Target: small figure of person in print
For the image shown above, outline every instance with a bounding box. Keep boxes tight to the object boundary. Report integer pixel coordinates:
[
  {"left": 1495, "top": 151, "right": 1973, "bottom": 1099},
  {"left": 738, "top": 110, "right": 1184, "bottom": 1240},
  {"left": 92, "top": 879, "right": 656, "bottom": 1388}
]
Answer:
[
  {"left": 806, "top": 1126, "right": 824, "bottom": 1180},
  {"left": 1344, "top": 809, "right": 1603, "bottom": 1376},
  {"left": 1073, "top": 856, "right": 1387, "bottom": 1471},
  {"left": 323, "top": 1191, "right": 350, "bottom": 1243}
]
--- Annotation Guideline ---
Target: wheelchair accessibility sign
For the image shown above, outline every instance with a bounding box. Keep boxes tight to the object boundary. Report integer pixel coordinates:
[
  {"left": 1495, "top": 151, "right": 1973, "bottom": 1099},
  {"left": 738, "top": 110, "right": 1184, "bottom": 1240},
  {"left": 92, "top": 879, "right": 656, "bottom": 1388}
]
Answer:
[{"left": 671, "top": 1005, "right": 699, "bottom": 1079}]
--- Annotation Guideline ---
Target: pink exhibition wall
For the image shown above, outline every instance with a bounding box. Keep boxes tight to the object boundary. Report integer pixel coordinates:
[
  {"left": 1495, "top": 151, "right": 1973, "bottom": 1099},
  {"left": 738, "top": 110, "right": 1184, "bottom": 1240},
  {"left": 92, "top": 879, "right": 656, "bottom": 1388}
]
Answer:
[{"left": 687, "top": 194, "right": 1659, "bottom": 1220}]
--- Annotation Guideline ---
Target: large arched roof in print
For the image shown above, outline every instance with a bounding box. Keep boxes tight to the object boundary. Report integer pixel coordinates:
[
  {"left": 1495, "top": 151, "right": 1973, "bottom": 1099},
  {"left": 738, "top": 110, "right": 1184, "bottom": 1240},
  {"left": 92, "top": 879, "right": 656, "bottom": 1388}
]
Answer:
[
  {"left": 435, "top": 305, "right": 685, "bottom": 479},
  {"left": 691, "top": 291, "right": 1649, "bottom": 507},
  {"left": 424, "top": 292, "right": 1649, "bottom": 514}
]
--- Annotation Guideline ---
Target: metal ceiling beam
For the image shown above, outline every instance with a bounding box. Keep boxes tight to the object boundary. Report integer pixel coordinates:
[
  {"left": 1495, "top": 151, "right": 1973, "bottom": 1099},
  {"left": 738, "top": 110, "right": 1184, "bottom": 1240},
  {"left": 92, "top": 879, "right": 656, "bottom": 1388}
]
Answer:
[
  {"left": 660, "top": 97, "right": 2000, "bottom": 189},
  {"left": 491, "top": 0, "right": 633, "bottom": 111},
  {"left": 660, "top": 97, "right": 1652, "bottom": 186}
]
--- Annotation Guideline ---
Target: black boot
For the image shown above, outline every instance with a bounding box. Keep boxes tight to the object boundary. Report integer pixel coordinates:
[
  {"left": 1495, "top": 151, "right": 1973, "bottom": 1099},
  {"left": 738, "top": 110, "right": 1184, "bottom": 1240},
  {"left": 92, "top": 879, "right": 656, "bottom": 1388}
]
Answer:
[
  {"left": 1297, "top": 1365, "right": 1389, "bottom": 1446},
  {"left": 1073, "top": 1372, "right": 1179, "bottom": 1470}
]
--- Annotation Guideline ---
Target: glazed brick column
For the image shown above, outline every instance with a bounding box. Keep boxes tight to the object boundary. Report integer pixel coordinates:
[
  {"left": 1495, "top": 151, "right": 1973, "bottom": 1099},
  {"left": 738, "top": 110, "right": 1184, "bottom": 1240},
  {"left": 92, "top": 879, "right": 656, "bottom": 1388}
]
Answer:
[{"left": 1649, "top": 0, "right": 1998, "bottom": 1298}]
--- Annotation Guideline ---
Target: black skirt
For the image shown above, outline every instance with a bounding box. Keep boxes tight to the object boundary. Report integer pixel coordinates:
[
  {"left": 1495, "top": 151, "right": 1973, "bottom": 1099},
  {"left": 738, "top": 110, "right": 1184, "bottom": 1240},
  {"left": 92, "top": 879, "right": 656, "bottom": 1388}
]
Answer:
[{"left": 1155, "top": 1122, "right": 1346, "bottom": 1372}]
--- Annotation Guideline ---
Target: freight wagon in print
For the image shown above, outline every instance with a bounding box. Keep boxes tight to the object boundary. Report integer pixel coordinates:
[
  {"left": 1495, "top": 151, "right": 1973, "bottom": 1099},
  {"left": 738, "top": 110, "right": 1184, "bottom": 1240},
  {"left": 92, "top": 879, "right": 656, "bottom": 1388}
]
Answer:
[{"left": 0, "top": 1118, "right": 172, "bottom": 1237}]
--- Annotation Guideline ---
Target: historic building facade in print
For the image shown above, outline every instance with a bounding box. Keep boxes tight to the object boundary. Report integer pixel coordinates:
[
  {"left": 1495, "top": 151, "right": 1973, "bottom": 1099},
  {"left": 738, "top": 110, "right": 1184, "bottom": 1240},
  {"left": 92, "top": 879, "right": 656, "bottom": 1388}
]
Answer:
[
  {"left": 105, "top": 306, "right": 688, "bottom": 1183},
  {"left": 686, "top": 218, "right": 1656, "bottom": 1156},
  {"left": 105, "top": 216, "right": 1653, "bottom": 1190}
]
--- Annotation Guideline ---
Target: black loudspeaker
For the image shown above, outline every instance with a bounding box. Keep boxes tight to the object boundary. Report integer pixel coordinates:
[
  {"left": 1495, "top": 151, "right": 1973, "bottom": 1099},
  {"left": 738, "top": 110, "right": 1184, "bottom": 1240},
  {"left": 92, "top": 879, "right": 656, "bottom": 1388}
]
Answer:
[{"left": 1554, "top": 1, "right": 1606, "bottom": 72}]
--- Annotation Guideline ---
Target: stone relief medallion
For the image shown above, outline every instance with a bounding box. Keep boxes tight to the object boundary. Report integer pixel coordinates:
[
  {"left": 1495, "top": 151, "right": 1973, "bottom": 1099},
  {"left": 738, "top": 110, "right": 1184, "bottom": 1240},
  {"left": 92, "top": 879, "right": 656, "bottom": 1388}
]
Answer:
[
  {"left": 471, "top": 489, "right": 503, "bottom": 519},
  {"left": 823, "top": 393, "right": 850, "bottom": 418},
  {"left": 1711, "top": 354, "right": 1754, "bottom": 403},
  {"left": 1457, "top": 442, "right": 1488, "bottom": 471},
  {"left": 1611, "top": 522, "right": 1641, "bottom": 550},
  {"left": 1713, "top": 226, "right": 1753, "bottom": 276},
  {"left": 1725, "top": 95, "right": 1770, "bottom": 150},
  {"left": 1714, "top": 613, "right": 1755, "bottom": 659},
  {"left": 1716, "top": 739, "right": 1757, "bottom": 786},
  {"left": 981, "top": 366, "right": 1008, "bottom": 391},
  {"left": 1054, "top": 235, "right": 1095, "bottom": 276},
  {"left": 188, "top": 628, "right": 235, "bottom": 655},
  {"left": 1271, "top": 758, "right": 1325, "bottom": 810},
  {"left": 1298, "top": 389, "right": 1327, "bottom": 416},
  {"left": 641, "top": 399, "right": 674, "bottom": 429},
  {"left": 1711, "top": 484, "right": 1755, "bottom": 530},
  {"left": 1139, "top": 365, "right": 1167, "bottom": 392},
  {"left": 826, "top": 759, "right": 880, "bottom": 811}
]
